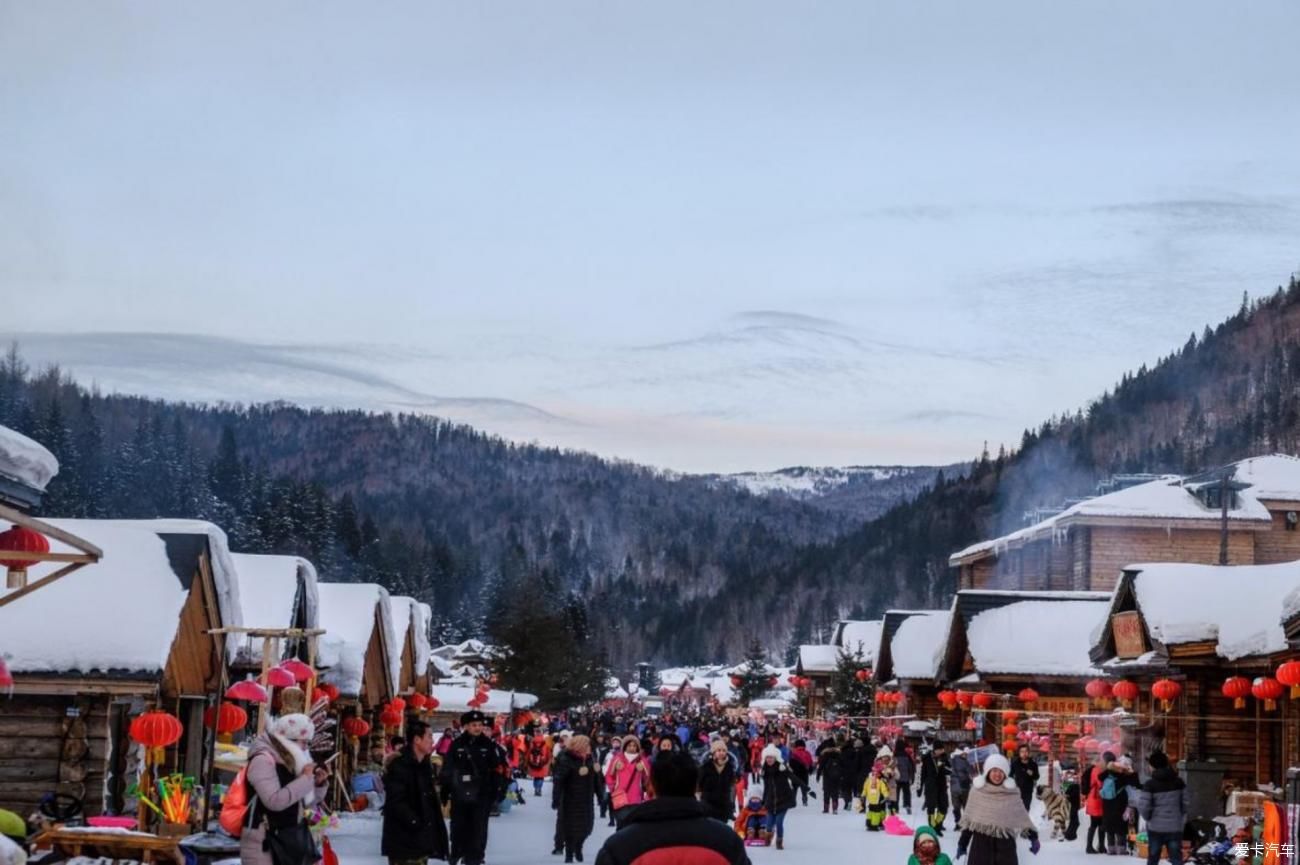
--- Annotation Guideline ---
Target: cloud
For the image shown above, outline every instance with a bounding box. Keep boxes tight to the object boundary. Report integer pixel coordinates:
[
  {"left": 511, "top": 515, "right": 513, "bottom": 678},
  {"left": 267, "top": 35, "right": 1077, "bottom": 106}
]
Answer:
[{"left": 897, "top": 408, "right": 1002, "bottom": 424}]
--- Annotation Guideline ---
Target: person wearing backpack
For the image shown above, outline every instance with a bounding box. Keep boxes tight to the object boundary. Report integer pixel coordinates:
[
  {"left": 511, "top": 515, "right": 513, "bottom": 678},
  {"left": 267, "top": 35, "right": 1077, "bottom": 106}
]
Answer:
[
  {"left": 382, "top": 720, "right": 449, "bottom": 865},
  {"left": 527, "top": 734, "right": 554, "bottom": 798},
  {"left": 1083, "top": 752, "right": 1110, "bottom": 854},
  {"left": 1100, "top": 756, "right": 1136, "bottom": 855},
  {"left": 237, "top": 714, "right": 328, "bottom": 865}
]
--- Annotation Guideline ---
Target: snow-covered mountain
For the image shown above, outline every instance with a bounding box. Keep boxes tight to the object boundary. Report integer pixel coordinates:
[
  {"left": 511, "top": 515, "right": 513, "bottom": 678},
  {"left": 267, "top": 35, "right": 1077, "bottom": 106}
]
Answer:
[{"left": 703, "top": 464, "right": 965, "bottom": 521}]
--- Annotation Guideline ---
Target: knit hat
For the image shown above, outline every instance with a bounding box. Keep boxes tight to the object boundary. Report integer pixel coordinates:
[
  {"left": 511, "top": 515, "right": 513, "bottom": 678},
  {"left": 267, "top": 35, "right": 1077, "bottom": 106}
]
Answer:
[
  {"left": 973, "top": 753, "right": 1016, "bottom": 790},
  {"left": 879, "top": 745, "right": 893, "bottom": 758},
  {"left": 762, "top": 744, "right": 782, "bottom": 763},
  {"left": 271, "top": 713, "right": 314, "bottom": 745}
]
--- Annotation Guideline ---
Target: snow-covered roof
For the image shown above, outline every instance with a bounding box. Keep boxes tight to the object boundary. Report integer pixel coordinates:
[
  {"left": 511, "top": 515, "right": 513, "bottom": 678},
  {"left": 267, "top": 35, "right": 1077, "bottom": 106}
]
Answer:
[
  {"left": 890, "top": 611, "right": 951, "bottom": 680},
  {"left": 388, "top": 596, "right": 419, "bottom": 690},
  {"left": 1127, "top": 560, "right": 1300, "bottom": 660},
  {"left": 414, "top": 603, "right": 432, "bottom": 674},
  {"left": 836, "top": 620, "right": 883, "bottom": 663},
  {"left": 430, "top": 654, "right": 455, "bottom": 677},
  {"left": 429, "top": 683, "right": 537, "bottom": 714},
  {"left": 798, "top": 644, "right": 839, "bottom": 673},
  {"left": 966, "top": 599, "right": 1108, "bottom": 677},
  {"left": 231, "top": 553, "right": 319, "bottom": 661},
  {"left": 0, "top": 425, "right": 58, "bottom": 492},
  {"left": 1233, "top": 455, "right": 1300, "bottom": 502},
  {"left": 317, "top": 582, "right": 397, "bottom": 698},
  {"left": 0, "top": 519, "right": 241, "bottom": 674}
]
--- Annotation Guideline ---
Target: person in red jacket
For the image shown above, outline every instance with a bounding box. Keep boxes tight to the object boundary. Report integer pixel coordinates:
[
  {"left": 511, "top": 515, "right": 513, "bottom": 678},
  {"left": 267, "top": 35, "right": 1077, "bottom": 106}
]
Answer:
[
  {"left": 1083, "top": 751, "right": 1113, "bottom": 854},
  {"left": 527, "top": 734, "right": 554, "bottom": 798}
]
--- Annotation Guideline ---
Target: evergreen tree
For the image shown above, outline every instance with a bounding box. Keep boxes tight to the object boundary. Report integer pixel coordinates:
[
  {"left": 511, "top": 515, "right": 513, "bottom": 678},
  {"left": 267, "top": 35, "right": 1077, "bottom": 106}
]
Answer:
[
  {"left": 826, "top": 646, "right": 874, "bottom": 718},
  {"left": 734, "top": 639, "right": 775, "bottom": 706}
]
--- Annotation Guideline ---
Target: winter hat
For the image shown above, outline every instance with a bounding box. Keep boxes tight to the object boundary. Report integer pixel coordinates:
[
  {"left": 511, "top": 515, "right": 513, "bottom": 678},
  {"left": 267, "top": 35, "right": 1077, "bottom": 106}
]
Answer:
[
  {"left": 973, "top": 753, "right": 1016, "bottom": 790},
  {"left": 879, "top": 745, "right": 894, "bottom": 758},
  {"left": 271, "top": 713, "right": 314, "bottom": 746},
  {"left": 1148, "top": 751, "right": 1170, "bottom": 770},
  {"left": 1116, "top": 756, "right": 1133, "bottom": 771},
  {"left": 1101, "top": 750, "right": 1116, "bottom": 764},
  {"left": 762, "top": 744, "right": 782, "bottom": 763}
]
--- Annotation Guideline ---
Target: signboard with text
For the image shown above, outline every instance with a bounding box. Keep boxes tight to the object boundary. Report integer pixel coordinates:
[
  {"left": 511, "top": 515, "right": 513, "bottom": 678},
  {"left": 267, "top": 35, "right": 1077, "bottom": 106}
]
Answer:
[{"left": 1113, "top": 611, "right": 1147, "bottom": 659}]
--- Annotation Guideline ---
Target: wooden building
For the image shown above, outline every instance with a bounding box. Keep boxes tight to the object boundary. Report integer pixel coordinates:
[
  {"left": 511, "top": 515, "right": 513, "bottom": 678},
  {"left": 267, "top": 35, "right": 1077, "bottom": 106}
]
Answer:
[
  {"left": 951, "top": 456, "right": 1300, "bottom": 593},
  {"left": 1090, "top": 561, "right": 1300, "bottom": 790},
  {"left": 0, "top": 518, "right": 241, "bottom": 817},
  {"left": 387, "top": 596, "right": 433, "bottom": 697},
  {"left": 796, "top": 621, "right": 883, "bottom": 718},
  {"left": 874, "top": 609, "right": 951, "bottom": 721},
  {"left": 229, "top": 552, "right": 320, "bottom": 676},
  {"left": 316, "top": 582, "right": 399, "bottom": 711}
]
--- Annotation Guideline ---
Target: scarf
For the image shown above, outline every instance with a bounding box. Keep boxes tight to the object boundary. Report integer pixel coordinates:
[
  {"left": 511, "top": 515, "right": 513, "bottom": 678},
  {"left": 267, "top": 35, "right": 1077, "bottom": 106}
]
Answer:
[{"left": 958, "top": 782, "right": 1035, "bottom": 839}]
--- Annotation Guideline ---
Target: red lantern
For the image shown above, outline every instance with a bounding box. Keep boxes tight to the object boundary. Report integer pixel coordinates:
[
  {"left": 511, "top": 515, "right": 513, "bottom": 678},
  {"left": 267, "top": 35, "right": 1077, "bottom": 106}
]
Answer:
[
  {"left": 767, "top": 677, "right": 778, "bottom": 689},
  {"left": 1085, "top": 679, "right": 1113, "bottom": 707},
  {"left": 0, "top": 524, "right": 49, "bottom": 589},
  {"left": 1222, "top": 676, "right": 1252, "bottom": 710},
  {"left": 390, "top": 697, "right": 407, "bottom": 713},
  {"left": 1001, "top": 709, "right": 1019, "bottom": 722},
  {"left": 203, "top": 703, "right": 248, "bottom": 742},
  {"left": 1111, "top": 680, "right": 1139, "bottom": 709},
  {"left": 730, "top": 675, "right": 742, "bottom": 688},
  {"left": 1252, "top": 677, "right": 1284, "bottom": 711},
  {"left": 380, "top": 706, "right": 403, "bottom": 729},
  {"left": 964, "top": 717, "right": 977, "bottom": 731},
  {"left": 972, "top": 692, "right": 994, "bottom": 709},
  {"left": 266, "top": 666, "right": 295, "bottom": 689},
  {"left": 129, "top": 710, "right": 183, "bottom": 763},
  {"left": 317, "top": 683, "right": 340, "bottom": 703},
  {"left": 1018, "top": 687, "right": 1039, "bottom": 709},
  {"left": 938, "top": 690, "right": 957, "bottom": 710},
  {"left": 1151, "top": 679, "right": 1182, "bottom": 712},
  {"left": 408, "top": 693, "right": 429, "bottom": 712},
  {"left": 1038, "top": 738, "right": 1051, "bottom": 753},
  {"left": 855, "top": 669, "right": 870, "bottom": 682},
  {"left": 956, "top": 691, "right": 974, "bottom": 710},
  {"left": 1002, "top": 739, "right": 1017, "bottom": 754},
  {"left": 1002, "top": 722, "right": 1018, "bottom": 736},
  {"left": 1276, "top": 661, "right": 1300, "bottom": 699},
  {"left": 226, "top": 675, "right": 270, "bottom": 703},
  {"left": 426, "top": 696, "right": 440, "bottom": 710},
  {"left": 342, "top": 716, "right": 370, "bottom": 743},
  {"left": 280, "top": 659, "right": 315, "bottom": 683},
  {"left": 0, "top": 657, "right": 11, "bottom": 693},
  {"left": 1073, "top": 737, "right": 1090, "bottom": 752}
]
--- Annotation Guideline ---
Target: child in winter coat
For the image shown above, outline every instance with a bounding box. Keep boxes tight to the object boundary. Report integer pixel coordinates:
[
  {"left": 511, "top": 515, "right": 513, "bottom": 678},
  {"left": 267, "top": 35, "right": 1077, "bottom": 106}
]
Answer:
[
  {"left": 526, "top": 734, "right": 553, "bottom": 797},
  {"left": 910, "top": 824, "right": 954, "bottom": 865},
  {"left": 863, "top": 761, "right": 891, "bottom": 832},
  {"left": 878, "top": 747, "right": 901, "bottom": 816},
  {"left": 734, "top": 793, "right": 768, "bottom": 843}
]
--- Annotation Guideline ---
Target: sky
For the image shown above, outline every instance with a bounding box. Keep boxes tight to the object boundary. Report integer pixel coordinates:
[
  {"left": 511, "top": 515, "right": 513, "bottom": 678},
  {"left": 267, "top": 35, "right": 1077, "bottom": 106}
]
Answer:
[{"left": 3, "top": 1, "right": 1300, "bottom": 473}]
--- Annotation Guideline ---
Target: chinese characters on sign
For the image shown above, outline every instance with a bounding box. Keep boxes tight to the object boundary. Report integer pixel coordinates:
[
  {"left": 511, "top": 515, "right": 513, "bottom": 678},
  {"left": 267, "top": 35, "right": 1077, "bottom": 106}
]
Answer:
[{"left": 1113, "top": 611, "right": 1147, "bottom": 660}]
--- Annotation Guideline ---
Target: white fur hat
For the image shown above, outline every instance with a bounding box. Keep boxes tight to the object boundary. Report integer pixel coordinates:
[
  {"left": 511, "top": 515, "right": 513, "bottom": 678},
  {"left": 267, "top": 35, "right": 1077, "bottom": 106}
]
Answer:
[
  {"left": 973, "top": 752, "right": 1016, "bottom": 789},
  {"left": 762, "top": 744, "right": 783, "bottom": 764},
  {"left": 272, "top": 712, "right": 315, "bottom": 744}
]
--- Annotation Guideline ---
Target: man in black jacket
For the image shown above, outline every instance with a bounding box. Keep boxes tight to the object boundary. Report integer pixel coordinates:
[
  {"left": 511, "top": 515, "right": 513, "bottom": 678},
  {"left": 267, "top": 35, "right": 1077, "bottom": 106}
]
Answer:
[
  {"left": 1010, "top": 745, "right": 1040, "bottom": 811},
  {"left": 595, "top": 750, "right": 751, "bottom": 865},
  {"left": 439, "top": 711, "right": 506, "bottom": 865},
  {"left": 383, "top": 720, "right": 450, "bottom": 865}
]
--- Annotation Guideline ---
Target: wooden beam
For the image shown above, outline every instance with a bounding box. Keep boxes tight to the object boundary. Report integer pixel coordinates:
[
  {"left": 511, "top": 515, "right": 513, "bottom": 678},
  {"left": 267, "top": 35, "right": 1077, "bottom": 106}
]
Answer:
[
  {"left": 0, "top": 561, "right": 90, "bottom": 608},
  {"left": 0, "top": 503, "right": 103, "bottom": 557},
  {"left": 0, "top": 551, "right": 97, "bottom": 564},
  {"left": 9, "top": 677, "right": 156, "bottom": 697},
  {"left": 207, "top": 627, "right": 326, "bottom": 637}
]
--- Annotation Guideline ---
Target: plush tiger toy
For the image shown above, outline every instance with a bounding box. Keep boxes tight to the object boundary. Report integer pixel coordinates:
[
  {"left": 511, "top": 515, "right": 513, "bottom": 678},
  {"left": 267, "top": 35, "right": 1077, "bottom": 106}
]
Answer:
[{"left": 1036, "top": 784, "right": 1071, "bottom": 840}]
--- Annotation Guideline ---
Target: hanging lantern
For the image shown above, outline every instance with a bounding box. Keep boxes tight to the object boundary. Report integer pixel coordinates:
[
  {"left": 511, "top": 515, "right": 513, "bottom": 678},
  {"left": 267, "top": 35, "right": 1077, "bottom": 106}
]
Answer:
[
  {"left": 426, "top": 696, "right": 440, "bottom": 710},
  {"left": 1222, "top": 676, "right": 1252, "bottom": 710},
  {"left": 225, "top": 675, "right": 270, "bottom": 703},
  {"left": 1063, "top": 722, "right": 1080, "bottom": 735},
  {"left": 1111, "top": 680, "right": 1139, "bottom": 709},
  {"left": 317, "top": 683, "right": 340, "bottom": 703},
  {"left": 380, "top": 705, "right": 403, "bottom": 729},
  {"left": 1073, "top": 737, "right": 1090, "bottom": 752},
  {"left": 1038, "top": 738, "right": 1051, "bottom": 753},
  {"left": 964, "top": 717, "right": 977, "bottom": 731},
  {"left": 0, "top": 525, "right": 50, "bottom": 590},
  {"left": 280, "top": 659, "right": 315, "bottom": 683},
  {"left": 1085, "top": 678, "right": 1113, "bottom": 708},
  {"left": 1083, "top": 722, "right": 1095, "bottom": 734},
  {"left": 1275, "top": 661, "right": 1300, "bottom": 699},
  {"left": 0, "top": 657, "right": 11, "bottom": 695},
  {"left": 389, "top": 696, "right": 407, "bottom": 713},
  {"left": 1252, "top": 677, "right": 1284, "bottom": 711},
  {"left": 1001, "top": 722, "right": 1018, "bottom": 736},
  {"left": 130, "top": 710, "right": 184, "bottom": 763},
  {"left": 1002, "top": 739, "right": 1017, "bottom": 754},
  {"left": 972, "top": 692, "right": 994, "bottom": 709},
  {"left": 342, "top": 716, "right": 370, "bottom": 744},
  {"left": 408, "top": 693, "right": 429, "bottom": 712},
  {"left": 938, "top": 690, "right": 957, "bottom": 710},
  {"left": 767, "top": 677, "right": 778, "bottom": 689},
  {"left": 266, "top": 666, "right": 295, "bottom": 689},
  {"left": 855, "top": 669, "right": 871, "bottom": 682},
  {"left": 956, "top": 690, "right": 973, "bottom": 710},
  {"left": 1151, "top": 678, "right": 1182, "bottom": 712},
  {"left": 1018, "top": 687, "right": 1039, "bottom": 709},
  {"left": 1001, "top": 709, "right": 1019, "bottom": 722},
  {"left": 203, "top": 703, "right": 248, "bottom": 742}
]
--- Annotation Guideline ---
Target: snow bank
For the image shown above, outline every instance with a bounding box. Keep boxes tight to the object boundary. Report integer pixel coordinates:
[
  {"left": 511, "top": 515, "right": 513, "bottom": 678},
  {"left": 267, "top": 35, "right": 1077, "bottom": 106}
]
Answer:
[
  {"left": 0, "top": 425, "right": 58, "bottom": 492},
  {"left": 837, "top": 620, "right": 883, "bottom": 663},
  {"left": 1130, "top": 560, "right": 1300, "bottom": 660},
  {"left": 429, "top": 683, "right": 537, "bottom": 714},
  {"left": 890, "top": 612, "right": 951, "bottom": 680},
  {"left": 317, "top": 582, "right": 397, "bottom": 698},
  {"left": 798, "top": 644, "right": 838, "bottom": 673},
  {"left": 966, "top": 599, "right": 1108, "bottom": 676},
  {"left": 231, "top": 553, "right": 319, "bottom": 661}
]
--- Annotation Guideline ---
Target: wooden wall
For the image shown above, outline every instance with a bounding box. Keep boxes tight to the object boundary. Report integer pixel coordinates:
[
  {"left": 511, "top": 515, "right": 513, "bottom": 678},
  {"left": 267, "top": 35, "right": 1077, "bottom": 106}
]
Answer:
[
  {"left": 360, "top": 609, "right": 392, "bottom": 709},
  {"left": 1087, "top": 527, "right": 1256, "bottom": 591},
  {"left": 1253, "top": 507, "right": 1300, "bottom": 564},
  {"left": 0, "top": 694, "right": 116, "bottom": 818},
  {"left": 162, "top": 557, "right": 224, "bottom": 699},
  {"left": 1175, "top": 673, "right": 1285, "bottom": 789}
]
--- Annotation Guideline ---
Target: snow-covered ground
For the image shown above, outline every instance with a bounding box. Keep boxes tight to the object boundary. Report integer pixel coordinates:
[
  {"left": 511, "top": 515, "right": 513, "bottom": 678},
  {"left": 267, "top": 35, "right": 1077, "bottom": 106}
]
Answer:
[{"left": 327, "top": 781, "right": 1105, "bottom": 865}]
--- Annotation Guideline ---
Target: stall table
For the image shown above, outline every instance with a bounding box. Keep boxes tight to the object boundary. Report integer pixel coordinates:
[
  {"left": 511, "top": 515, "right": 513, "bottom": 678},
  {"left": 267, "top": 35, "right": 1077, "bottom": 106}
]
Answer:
[{"left": 32, "top": 826, "right": 186, "bottom": 865}]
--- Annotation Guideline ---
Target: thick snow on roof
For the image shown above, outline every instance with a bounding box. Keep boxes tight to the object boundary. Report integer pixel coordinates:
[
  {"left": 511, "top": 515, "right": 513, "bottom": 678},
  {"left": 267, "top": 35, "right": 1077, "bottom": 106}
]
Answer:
[
  {"left": 890, "top": 612, "right": 951, "bottom": 680},
  {"left": 414, "top": 602, "right": 432, "bottom": 673},
  {"left": 1233, "top": 455, "right": 1300, "bottom": 501},
  {"left": 966, "top": 599, "right": 1108, "bottom": 676},
  {"left": 1130, "top": 560, "right": 1300, "bottom": 660},
  {"left": 231, "top": 554, "right": 319, "bottom": 661},
  {"left": 317, "top": 582, "right": 397, "bottom": 697},
  {"left": 0, "top": 425, "right": 58, "bottom": 491},
  {"left": 0, "top": 520, "right": 210, "bottom": 673},
  {"left": 389, "top": 596, "right": 418, "bottom": 690},
  {"left": 798, "top": 644, "right": 839, "bottom": 673},
  {"left": 837, "top": 620, "right": 883, "bottom": 662},
  {"left": 429, "top": 683, "right": 537, "bottom": 714}
]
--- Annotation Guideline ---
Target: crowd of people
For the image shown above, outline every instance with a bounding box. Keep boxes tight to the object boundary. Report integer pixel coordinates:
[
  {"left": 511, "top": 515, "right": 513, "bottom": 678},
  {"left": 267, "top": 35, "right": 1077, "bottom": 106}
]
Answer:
[{"left": 226, "top": 706, "right": 1190, "bottom": 865}]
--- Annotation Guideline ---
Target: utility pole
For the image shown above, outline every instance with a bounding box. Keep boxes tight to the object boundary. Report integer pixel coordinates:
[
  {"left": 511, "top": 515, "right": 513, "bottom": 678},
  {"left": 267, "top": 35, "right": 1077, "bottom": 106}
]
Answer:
[{"left": 1219, "top": 470, "right": 1231, "bottom": 565}]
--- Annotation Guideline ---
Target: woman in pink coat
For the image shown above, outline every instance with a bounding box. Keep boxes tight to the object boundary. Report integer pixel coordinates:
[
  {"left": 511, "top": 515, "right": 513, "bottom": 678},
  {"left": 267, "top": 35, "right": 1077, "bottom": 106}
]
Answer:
[
  {"left": 603, "top": 737, "right": 651, "bottom": 827},
  {"left": 239, "top": 714, "right": 329, "bottom": 865}
]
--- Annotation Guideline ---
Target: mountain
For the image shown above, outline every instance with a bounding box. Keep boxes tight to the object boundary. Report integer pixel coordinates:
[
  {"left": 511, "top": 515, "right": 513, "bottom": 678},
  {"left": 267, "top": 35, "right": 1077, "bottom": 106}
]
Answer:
[{"left": 706, "top": 464, "right": 965, "bottom": 521}]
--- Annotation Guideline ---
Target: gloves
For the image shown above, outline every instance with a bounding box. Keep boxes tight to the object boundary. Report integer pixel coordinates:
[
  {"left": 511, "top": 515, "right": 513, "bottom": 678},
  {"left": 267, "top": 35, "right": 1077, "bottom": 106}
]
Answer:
[
  {"left": 955, "top": 847, "right": 967, "bottom": 860},
  {"left": 1030, "top": 838, "right": 1041, "bottom": 856}
]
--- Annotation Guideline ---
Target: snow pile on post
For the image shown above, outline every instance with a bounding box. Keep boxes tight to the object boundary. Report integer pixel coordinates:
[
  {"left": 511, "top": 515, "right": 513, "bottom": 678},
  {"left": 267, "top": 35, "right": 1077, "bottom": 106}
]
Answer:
[
  {"left": 837, "top": 620, "right": 883, "bottom": 663},
  {"left": 890, "top": 611, "right": 951, "bottom": 680},
  {"left": 388, "top": 595, "right": 418, "bottom": 690},
  {"left": 317, "top": 582, "right": 398, "bottom": 698},
  {"left": 0, "top": 425, "right": 59, "bottom": 492},
  {"left": 966, "top": 599, "right": 1108, "bottom": 676},
  {"left": 231, "top": 553, "right": 320, "bottom": 660},
  {"left": 1130, "top": 560, "right": 1300, "bottom": 660}
]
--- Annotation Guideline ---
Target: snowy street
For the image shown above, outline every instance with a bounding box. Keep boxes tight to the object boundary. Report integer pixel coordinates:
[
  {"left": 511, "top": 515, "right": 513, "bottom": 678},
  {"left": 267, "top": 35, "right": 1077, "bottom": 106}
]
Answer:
[{"left": 328, "top": 783, "right": 1107, "bottom": 865}]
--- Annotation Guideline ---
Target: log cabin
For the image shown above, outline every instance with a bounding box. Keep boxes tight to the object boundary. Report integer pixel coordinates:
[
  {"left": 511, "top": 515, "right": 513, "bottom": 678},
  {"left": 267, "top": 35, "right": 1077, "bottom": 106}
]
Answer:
[
  {"left": 873, "top": 609, "right": 951, "bottom": 722},
  {"left": 387, "top": 596, "right": 433, "bottom": 697},
  {"left": 794, "top": 620, "right": 883, "bottom": 718},
  {"left": 1089, "top": 560, "right": 1300, "bottom": 791},
  {"left": 0, "top": 518, "right": 240, "bottom": 817},
  {"left": 229, "top": 553, "right": 320, "bottom": 676},
  {"left": 951, "top": 456, "right": 1300, "bottom": 593},
  {"left": 316, "top": 582, "right": 399, "bottom": 711}
]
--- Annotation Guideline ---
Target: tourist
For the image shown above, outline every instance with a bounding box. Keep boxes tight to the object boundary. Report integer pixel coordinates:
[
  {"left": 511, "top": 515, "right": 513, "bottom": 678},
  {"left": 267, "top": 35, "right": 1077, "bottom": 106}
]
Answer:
[
  {"left": 1083, "top": 751, "right": 1109, "bottom": 854},
  {"left": 1101, "top": 756, "right": 1137, "bottom": 855},
  {"left": 381, "top": 720, "right": 449, "bottom": 865},
  {"left": 896, "top": 741, "right": 916, "bottom": 815},
  {"left": 862, "top": 760, "right": 890, "bottom": 832},
  {"left": 955, "top": 754, "right": 1039, "bottom": 865},
  {"left": 759, "top": 744, "right": 798, "bottom": 849},
  {"left": 815, "top": 735, "right": 845, "bottom": 814},
  {"left": 1010, "top": 746, "right": 1040, "bottom": 812},
  {"left": 788, "top": 739, "right": 814, "bottom": 806},
  {"left": 239, "top": 714, "right": 329, "bottom": 865},
  {"left": 439, "top": 710, "right": 507, "bottom": 865},
  {"left": 919, "top": 742, "right": 952, "bottom": 835},
  {"left": 594, "top": 751, "right": 751, "bottom": 865},
  {"left": 593, "top": 735, "right": 616, "bottom": 825},
  {"left": 878, "top": 745, "right": 900, "bottom": 815},
  {"left": 949, "top": 747, "right": 973, "bottom": 829},
  {"left": 552, "top": 735, "right": 602, "bottom": 863},
  {"left": 527, "top": 734, "right": 553, "bottom": 797},
  {"left": 698, "top": 740, "right": 738, "bottom": 822},
  {"left": 605, "top": 735, "right": 651, "bottom": 828},
  {"left": 1131, "top": 751, "right": 1188, "bottom": 865},
  {"left": 911, "top": 825, "right": 955, "bottom": 865}
]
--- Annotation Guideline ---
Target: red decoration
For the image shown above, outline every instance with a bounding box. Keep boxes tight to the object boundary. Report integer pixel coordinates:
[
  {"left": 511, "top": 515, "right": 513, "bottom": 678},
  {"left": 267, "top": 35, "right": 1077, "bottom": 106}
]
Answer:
[
  {"left": 389, "top": 697, "right": 407, "bottom": 713},
  {"left": 1151, "top": 678, "right": 1182, "bottom": 712},
  {"left": 426, "top": 696, "right": 440, "bottom": 710},
  {"left": 380, "top": 706, "right": 403, "bottom": 729},
  {"left": 266, "top": 666, "right": 295, "bottom": 689},
  {"left": 938, "top": 690, "right": 957, "bottom": 710},
  {"left": 972, "top": 692, "right": 994, "bottom": 709},
  {"left": 1085, "top": 678, "right": 1113, "bottom": 707},
  {"left": 1073, "top": 737, "right": 1091, "bottom": 752},
  {"left": 1111, "top": 680, "right": 1139, "bottom": 708},
  {"left": 730, "top": 675, "right": 742, "bottom": 688},
  {"left": 1001, "top": 709, "right": 1019, "bottom": 722},
  {"left": 1276, "top": 661, "right": 1300, "bottom": 699},
  {"left": 1252, "top": 676, "right": 1284, "bottom": 711},
  {"left": 204, "top": 703, "right": 248, "bottom": 741},
  {"left": 767, "top": 677, "right": 778, "bottom": 688},
  {"left": 408, "top": 693, "right": 429, "bottom": 712},
  {"left": 964, "top": 717, "right": 977, "bottom": 731},
  {"left": 1017, "top": 687, "right": 1039, "bottom": 708},
  {"left": 1002, "top": 738, "right": 1017, "bottom": 754},
  {"left": 855, "top": 669, "right": 870, "bottom": 682},
  {"left": 129, "top": 710, "right": 183, "bottom": 762},
  {"left": 1222, "top": 676, "right": 1252, "bottom": 710},
  {"left": 225, "top": 676, "right": 270, "bottom": 703},
  {"left": 342, "top": 716, "right": 371, "bottom": 743},
  {"left": 0, "top": 524, "right": 49, "bottom": 588},
  {"left": 1001, "top": 722, "right": 1018, "bottom": 736},
  {"left": 1039, "top": 738, "right": 1051, "bottom": 753},
  {"left": 0, "top": 657, "right": 11, "bottom": 693},
  {"left": 317, "top": 683, "right": 340, "bottom": 703},
  {"left": 280, "top": 659, "right": 315, "bottom": 683},
  {"left": 956, "top": 691, "right": 974, "bottom": 710}
]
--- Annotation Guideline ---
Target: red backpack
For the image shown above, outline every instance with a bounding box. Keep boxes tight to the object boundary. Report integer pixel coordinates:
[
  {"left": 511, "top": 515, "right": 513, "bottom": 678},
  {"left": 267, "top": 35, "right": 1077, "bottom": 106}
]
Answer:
[{"left": 218, "top": 766, "right": 252, "bottom": 837}]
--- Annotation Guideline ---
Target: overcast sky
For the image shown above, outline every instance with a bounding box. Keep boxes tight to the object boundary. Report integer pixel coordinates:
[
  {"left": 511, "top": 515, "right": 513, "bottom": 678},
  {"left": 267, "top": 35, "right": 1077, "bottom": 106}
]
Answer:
[{"left": 3, "top": 2, "right": 1300, "bottom": 473}]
